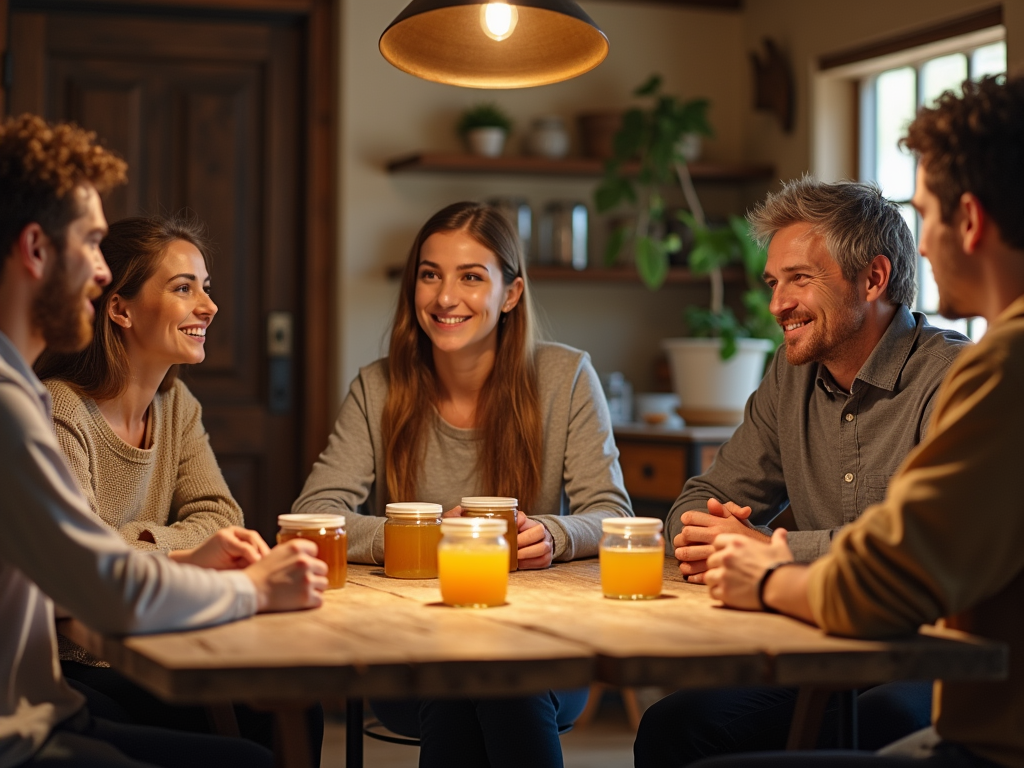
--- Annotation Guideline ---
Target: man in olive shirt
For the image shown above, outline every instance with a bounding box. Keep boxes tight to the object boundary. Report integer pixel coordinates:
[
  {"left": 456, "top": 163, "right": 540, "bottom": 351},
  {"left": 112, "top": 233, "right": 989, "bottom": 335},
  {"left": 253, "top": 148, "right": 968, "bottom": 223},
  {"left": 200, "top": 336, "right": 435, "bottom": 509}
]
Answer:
[
  {"left": 701, "top": 74, "right": 1024, "bottom": 768},
  {"left": 635, "top": 180, "right": 969, "bottom": 767}
]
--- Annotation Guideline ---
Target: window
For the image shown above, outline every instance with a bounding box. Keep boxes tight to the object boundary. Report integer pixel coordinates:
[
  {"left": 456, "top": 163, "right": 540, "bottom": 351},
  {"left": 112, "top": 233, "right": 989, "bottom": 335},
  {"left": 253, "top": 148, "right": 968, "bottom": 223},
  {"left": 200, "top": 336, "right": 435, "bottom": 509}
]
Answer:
[{"left": 859, "top": 38, "right": 1006, "bottom": 340}]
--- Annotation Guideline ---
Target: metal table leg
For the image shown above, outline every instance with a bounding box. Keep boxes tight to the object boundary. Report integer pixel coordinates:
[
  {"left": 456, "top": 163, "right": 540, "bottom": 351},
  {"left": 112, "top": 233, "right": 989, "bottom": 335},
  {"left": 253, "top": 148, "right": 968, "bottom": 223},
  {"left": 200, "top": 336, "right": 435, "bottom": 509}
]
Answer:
[
  {"left": 346, "top": 697, "right": 364, "bottom": 768},
  {"left": 837, "top": 688, "right": 859, "bottom": 749}
]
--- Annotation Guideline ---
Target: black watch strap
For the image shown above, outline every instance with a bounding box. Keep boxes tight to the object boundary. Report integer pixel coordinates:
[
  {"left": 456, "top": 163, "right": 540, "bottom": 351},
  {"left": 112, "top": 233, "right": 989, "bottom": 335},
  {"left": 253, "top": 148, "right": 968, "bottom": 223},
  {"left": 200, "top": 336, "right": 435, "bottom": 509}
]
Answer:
[{"left": 757, "top": 560, "right": 795, "bottom": 613}]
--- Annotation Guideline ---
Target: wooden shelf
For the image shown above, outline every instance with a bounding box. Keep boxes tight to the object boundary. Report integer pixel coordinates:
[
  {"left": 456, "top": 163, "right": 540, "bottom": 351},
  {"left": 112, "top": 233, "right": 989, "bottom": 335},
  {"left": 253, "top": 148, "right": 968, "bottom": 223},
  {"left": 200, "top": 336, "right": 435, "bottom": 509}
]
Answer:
[
  {"left": 386, "top": 152, "right": 775, "bottom": 182},
  {"left": 385, "top": 264, "right": 747, "bottom": 284}
]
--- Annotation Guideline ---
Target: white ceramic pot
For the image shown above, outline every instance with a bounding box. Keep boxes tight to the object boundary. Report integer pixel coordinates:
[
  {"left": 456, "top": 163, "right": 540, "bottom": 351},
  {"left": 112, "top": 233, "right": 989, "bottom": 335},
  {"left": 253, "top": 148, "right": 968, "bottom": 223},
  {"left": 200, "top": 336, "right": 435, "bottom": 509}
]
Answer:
[
  {"left": 528, "top": 116, "right": 570, "bottom": 158},
  {"left": 466, "top": 127, "right": 507, "bottom": 157},
  {"left": 661, "top": 337, "right": 774, "bottom": 425}
]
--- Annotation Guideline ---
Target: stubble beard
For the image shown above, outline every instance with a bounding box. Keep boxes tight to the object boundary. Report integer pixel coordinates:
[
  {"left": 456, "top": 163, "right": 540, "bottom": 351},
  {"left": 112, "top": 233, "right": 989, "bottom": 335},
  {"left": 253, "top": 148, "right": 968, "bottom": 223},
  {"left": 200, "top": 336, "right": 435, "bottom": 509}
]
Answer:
[
  {"left": 782, "top": 282, "right": 866, "bottom": 368},
  {"left": 30, "top": 246, "right": 98, "bottom": 354}
]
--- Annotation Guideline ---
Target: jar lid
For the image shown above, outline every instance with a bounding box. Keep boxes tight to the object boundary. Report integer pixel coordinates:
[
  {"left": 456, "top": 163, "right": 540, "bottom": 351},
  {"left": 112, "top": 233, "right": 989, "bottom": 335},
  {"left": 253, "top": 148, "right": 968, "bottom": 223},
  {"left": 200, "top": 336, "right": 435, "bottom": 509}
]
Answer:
[
  {"left": 461, "top": 496, "right": 518, "bottom": 509},
  {"left": 277, "top": 513, "right": 346, "bottom": 530},
  {"left": 442, "top": 517, "right": 508, "bottom": 535},
  {"left": 386, "top": 502, "right": 443, "bottom": 519},
  {"left": 602, "top": 517, "right": 663, "bottom": 534}
]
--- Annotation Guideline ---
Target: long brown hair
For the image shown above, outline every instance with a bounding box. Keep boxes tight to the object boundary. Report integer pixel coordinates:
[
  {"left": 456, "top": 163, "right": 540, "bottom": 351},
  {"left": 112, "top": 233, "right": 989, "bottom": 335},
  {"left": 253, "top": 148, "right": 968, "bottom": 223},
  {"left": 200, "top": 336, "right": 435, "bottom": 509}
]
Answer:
[
  {"left": 382, "top": 202, "right": 543, "bottom": 507},
  {"left": 34, "top": 213, "right": 212, "bottom": 400}
]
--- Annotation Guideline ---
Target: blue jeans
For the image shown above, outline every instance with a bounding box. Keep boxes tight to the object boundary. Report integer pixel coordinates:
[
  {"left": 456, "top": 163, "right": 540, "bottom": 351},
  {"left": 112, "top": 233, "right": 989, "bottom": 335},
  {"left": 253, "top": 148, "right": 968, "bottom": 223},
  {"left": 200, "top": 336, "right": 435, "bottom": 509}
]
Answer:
[
  {"left": 634, "top": 682, "right": 933, "bottom": 768},
  {"left": 371, "top": 688, "right": 589, "bottom": 768}
]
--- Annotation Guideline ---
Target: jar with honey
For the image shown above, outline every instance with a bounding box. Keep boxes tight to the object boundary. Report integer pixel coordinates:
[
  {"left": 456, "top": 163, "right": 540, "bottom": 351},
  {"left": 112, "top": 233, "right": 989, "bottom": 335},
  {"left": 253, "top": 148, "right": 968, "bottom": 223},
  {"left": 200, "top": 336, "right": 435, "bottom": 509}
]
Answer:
[
  {"left": 599, "top": 517, "right": 664, "bottom": 600},
  {"left": 384, "top": 502, "right": 443, "bottom": 579},
  {"left": 437, "top": 517, "right": 509, "bottom": 608},
  {"left": 277, "top": 513, "right": 347, "bottom": 590},
  {"left": 460, "top": 496, "right": 518, "bottom": 572}
]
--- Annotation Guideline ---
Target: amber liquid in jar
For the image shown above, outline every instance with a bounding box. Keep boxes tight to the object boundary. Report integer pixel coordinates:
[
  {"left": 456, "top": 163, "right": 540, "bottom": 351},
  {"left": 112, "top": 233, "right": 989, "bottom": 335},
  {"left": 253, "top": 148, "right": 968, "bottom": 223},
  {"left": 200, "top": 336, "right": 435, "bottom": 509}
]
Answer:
[
  {"left": 277, "top": 514, "right": 347, "bottom": 590},
  {"left": 384, "top": 503, "right": 443, "bottom": 579},
  {"left": 461, "top": 497, "right": 518, "bottom": 572}
]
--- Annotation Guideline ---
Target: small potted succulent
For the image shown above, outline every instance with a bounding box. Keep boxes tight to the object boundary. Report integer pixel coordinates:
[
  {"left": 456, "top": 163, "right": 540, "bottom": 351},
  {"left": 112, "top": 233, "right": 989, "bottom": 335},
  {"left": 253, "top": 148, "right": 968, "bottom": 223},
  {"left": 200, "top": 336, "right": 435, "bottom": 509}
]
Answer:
[
  {"left": 458, "top": 103, "right": 513, "bottom": 158},
  {"left": 594, "top": 75, "right": 781, "bottom": 425}
]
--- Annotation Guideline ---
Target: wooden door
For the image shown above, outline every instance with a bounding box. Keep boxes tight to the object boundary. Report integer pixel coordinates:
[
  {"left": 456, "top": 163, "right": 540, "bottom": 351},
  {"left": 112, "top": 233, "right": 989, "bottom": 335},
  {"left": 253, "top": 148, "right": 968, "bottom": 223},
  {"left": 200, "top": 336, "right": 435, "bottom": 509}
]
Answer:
[{"left": 6, "top": 3, "right": 328, "bottom": 542}]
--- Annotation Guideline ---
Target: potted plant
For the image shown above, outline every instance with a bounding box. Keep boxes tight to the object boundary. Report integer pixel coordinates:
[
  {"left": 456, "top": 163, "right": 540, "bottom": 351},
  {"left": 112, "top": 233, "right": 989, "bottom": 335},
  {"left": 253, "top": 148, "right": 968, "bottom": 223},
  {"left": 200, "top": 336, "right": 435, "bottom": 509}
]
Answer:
[
  {"left": 458, "top": 103, "right": 513, "bottom": 158},
  {"left": 594, "top": 75, "right": 782, "bottom": 425}
]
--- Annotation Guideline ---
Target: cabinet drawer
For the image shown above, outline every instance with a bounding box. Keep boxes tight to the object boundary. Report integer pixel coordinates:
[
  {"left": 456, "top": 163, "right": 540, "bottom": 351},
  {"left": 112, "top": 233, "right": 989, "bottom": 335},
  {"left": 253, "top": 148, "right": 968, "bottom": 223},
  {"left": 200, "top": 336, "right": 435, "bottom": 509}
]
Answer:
[{"left": 618, "top": 443, "right": 687, "bottom": 502}]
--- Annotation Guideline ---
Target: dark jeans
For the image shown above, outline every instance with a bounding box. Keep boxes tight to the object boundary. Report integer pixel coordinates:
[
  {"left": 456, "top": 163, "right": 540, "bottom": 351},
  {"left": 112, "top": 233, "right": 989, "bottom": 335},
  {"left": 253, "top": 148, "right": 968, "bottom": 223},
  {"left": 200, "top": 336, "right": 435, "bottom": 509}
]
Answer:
[
  {"left": 370, "top": 687, "right": 590, "bottom": 768},
  {"left": 21, "top": 707, "right": 272, "bottom": 768},
  {"left": 62, "top": 661, "right": 323, "bottom": 766},
  {"left": 634, "top": 682, "right": 932, "bottom": 768},
  {"left": 690, "top": 740, "right": 1004, "bottom": 768}
]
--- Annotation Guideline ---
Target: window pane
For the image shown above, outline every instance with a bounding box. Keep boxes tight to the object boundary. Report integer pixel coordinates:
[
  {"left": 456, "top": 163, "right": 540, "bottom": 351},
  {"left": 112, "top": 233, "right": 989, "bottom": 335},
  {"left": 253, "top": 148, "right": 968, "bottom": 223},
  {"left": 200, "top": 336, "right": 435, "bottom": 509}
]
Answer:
[
  {"left": 918, "top": 254, "right": 941, "bottom": 314},
  {"left": 969, "top": 317, "right": 987, "bottom": 341},
  {"left": 972, "top": 42, "right": 1006, "bottom": 78},
  {"left": 920, "top": 53, "right": 968, "bottom": 105},
  {"left": 925, "top": 313, "right": 970, "bottom": 338},
  {"left": 875, "top": 68, "right": 917, "bottom": 200}
]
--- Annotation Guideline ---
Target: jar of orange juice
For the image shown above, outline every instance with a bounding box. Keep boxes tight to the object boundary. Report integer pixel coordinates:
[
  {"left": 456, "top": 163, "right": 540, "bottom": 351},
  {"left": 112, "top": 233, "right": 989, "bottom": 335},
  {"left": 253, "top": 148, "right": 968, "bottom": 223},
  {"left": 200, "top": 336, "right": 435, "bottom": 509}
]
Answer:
[
  {"left": 460, "top": 497, "right": 518, "bottom": 572},
  {"left": 599, "top": 517, "right": 664, "bottom": 600},
  {"left": 277, "top": 513, "right": 347, "bottom": 590},
  {"left": 384, "top": 502, "right": 443, "bottom": 579},
  {"left": 437, "top": 518, "right": 509, "bottom": 608}
]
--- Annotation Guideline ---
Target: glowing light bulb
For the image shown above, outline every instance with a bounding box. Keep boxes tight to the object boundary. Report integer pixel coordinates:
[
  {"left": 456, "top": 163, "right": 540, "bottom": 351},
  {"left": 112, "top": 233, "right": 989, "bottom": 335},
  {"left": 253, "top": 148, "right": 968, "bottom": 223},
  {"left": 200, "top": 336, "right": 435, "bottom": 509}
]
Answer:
[{"left": 480, "top": 2, "right": 518, "bottom": 42}]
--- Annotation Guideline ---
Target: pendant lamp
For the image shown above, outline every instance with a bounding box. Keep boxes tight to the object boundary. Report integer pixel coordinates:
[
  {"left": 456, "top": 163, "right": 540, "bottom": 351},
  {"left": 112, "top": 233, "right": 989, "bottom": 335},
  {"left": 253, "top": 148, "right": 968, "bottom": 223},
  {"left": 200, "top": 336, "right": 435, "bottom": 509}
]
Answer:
[{"left": 380, "top": 0, "right": 609, "bottom": 89}]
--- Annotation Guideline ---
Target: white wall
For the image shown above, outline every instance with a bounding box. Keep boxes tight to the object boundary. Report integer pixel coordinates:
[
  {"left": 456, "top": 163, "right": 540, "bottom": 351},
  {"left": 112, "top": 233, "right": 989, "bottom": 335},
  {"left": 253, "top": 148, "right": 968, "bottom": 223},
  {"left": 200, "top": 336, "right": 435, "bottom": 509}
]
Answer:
[{"left": 336, "top": 1, "right": 747, "bottom": 408}]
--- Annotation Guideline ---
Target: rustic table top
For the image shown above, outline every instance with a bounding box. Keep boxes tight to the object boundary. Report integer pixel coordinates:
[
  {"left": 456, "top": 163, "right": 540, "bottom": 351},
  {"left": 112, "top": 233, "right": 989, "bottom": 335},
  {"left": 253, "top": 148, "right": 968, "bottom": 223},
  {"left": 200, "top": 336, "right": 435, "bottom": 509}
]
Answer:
[{"left": 63, "top": 558, "right": 1007, "bottom": 706}]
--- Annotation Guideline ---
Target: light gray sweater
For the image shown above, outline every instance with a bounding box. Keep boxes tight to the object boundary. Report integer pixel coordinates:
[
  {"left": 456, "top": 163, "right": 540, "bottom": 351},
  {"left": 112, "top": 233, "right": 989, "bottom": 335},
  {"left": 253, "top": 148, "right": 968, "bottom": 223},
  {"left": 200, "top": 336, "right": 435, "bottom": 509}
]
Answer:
[
  {"left": 293, "top": 342, "right": 632, "bottom": 564},
  {"left": 0, "top": 333, "right": 255, "bottom": 768}
]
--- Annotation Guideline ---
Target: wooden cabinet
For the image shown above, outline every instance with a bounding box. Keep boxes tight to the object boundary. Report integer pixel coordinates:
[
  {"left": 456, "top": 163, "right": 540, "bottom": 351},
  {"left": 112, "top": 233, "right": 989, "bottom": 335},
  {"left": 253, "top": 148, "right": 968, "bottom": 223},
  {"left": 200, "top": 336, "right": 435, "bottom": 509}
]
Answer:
[{"left": 614, "top": 424, "right": 737, "bottom": 504}]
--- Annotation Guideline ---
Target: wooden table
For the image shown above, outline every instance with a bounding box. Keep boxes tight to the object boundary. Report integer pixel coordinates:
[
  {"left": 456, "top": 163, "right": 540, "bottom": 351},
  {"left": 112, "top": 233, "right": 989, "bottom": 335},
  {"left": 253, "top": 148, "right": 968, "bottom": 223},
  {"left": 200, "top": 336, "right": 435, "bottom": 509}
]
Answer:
[{"left": 63, "top": 559, "right": 1007, "bottom": 767}]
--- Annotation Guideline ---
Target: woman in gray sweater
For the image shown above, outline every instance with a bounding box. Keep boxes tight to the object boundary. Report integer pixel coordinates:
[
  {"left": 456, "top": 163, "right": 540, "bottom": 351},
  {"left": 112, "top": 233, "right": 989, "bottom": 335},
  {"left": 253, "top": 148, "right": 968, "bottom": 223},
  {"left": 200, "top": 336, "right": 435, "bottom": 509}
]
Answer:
[
  {"left": 35, "top": 214, "right": 321, "bottom": 762},
  {"left": 293, "top": 201, "right": 632, "bottom": 768}
]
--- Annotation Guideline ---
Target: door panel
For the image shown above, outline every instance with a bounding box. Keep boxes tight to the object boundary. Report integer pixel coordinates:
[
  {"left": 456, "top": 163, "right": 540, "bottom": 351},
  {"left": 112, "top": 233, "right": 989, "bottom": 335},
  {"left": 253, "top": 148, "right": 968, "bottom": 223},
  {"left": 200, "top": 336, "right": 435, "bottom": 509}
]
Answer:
[{"left": 9, "top": 7, "right": 304, "bottom": 541}]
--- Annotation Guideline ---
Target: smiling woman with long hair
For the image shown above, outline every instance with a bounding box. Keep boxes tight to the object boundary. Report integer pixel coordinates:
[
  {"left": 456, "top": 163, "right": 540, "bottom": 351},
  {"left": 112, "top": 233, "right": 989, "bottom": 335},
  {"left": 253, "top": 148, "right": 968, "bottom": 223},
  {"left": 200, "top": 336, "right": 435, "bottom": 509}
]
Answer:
[
  {"left": 33, "top": 213, "right": 322, "bottom": 762},
  {"left": 293, "top": 201, "right": 632, "bottom": 767}
]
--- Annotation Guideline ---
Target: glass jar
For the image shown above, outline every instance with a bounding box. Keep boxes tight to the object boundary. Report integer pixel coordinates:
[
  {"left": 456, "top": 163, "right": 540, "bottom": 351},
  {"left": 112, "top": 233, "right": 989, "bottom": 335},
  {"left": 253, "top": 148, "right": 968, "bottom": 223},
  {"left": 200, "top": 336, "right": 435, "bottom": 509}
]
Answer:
[
  {"left": 460, "top": 497, "right": 518, "bottom": 572},
  {"left": 599, "top": 517, "right": 664, "bottom": 600},
  {"left": 384, "top": 502, "right": 443, "bottom": 579},
  {"left": 437, "top": 518, "right": 509, "bottom": 608},
  {"left": 277, "top": 513, "right": 347, "bottom": 590}
]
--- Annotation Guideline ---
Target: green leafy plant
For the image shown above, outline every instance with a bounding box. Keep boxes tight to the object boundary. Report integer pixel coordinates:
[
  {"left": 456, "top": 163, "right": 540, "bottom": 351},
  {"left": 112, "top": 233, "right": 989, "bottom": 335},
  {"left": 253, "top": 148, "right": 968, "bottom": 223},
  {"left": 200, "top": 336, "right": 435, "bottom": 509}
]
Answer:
[
  {"left": 594, "top": 74, "right": 781, "bottom": 359},
  {"left": 456, "top": 103, "right": 512, "bottom": 136}
]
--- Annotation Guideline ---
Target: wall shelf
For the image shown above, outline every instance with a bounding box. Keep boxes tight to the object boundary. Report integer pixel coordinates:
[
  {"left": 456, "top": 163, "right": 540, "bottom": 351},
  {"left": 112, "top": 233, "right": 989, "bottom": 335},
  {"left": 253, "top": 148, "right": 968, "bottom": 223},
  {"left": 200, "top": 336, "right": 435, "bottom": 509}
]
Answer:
[
  {"left": 385, "top": 264, "right": 747, "bottom": 284},
  {"left": 386, "top": 152, "right": 775, "bottom": 182}
]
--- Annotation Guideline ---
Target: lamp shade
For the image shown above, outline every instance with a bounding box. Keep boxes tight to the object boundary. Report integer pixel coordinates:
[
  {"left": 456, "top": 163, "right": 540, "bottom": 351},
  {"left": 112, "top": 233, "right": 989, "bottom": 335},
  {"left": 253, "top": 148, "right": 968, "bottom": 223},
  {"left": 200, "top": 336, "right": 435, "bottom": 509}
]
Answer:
[{"left": 380, "top": 0, "right": 609, "bottom": 89}]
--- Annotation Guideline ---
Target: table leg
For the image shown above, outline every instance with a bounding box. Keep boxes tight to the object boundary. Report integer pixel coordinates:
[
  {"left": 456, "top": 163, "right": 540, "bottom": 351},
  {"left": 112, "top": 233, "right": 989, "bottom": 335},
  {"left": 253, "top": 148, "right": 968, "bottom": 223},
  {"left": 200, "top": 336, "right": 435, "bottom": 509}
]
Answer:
[
  {"left": 837, "top": 689, "right": 858, "bottom": 750},
  {"left": 786, "top": 686, "right": 831, "bottom": 750},
  {"left": 273, "top": 705, "right": 313, "bottom": 768},
  {"left": 346, "top": 697, "right": 363, "bottom": 768}
]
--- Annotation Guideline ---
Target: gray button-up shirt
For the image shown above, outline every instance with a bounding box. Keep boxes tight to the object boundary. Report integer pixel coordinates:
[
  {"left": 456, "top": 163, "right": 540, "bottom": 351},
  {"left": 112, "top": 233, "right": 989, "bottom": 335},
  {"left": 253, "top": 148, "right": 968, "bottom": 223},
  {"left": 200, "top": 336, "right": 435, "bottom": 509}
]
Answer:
[{"left": 667, "top": 307, "right": 970, "bottom": 562}]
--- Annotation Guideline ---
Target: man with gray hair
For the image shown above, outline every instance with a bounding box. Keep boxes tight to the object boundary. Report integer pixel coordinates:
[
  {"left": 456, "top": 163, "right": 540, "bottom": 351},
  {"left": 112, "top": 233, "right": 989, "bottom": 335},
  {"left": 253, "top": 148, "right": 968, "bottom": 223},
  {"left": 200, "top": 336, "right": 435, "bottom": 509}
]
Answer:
[{"left": 634, "top": 177, "right": 969, "bottom": 766}]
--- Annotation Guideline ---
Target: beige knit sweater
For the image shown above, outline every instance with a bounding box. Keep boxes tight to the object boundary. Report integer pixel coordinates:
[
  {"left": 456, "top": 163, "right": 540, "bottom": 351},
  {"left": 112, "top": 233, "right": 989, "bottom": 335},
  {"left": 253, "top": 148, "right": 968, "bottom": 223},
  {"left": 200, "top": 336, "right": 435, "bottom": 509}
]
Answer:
[{"left": 45, "top": 378, "right": 243, "bottom": 552}]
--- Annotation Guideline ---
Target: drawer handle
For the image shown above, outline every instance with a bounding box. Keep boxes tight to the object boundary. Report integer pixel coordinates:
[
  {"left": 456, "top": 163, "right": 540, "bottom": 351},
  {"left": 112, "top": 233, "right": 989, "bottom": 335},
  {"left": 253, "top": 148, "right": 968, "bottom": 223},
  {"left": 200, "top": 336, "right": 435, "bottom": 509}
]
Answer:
[{"left": 642, "top": 463, "right": 655, "bottom": 479}]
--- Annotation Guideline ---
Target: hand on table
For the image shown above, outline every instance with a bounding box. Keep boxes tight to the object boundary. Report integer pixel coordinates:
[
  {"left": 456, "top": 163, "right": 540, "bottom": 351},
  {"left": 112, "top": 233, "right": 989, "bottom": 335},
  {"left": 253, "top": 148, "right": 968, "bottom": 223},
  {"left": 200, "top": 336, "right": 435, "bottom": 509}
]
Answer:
[
  {"left": 169, "top": 527, "right": 271, "bottom": 570},
  {"left": 442, "top": 505, "right": 464, "bottom": 518},
  {"left": 675, "top": 498, "right": 769, "bottom": 583},
  {"left": 516, "top": 511, "right": 553, "bottom": 570},
  {"left": 245, "top": 539, "right": 328, "bottom": 612},
  {"left": 705, "top": 528, "right": 793, "bottom": 611}
]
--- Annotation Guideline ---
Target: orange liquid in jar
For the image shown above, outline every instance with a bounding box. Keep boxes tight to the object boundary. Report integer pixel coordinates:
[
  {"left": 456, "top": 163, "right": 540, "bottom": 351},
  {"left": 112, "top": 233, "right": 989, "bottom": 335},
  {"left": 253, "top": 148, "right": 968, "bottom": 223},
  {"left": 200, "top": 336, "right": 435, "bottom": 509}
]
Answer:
[
  {"left": 437, "top": 546, "right": 508, "bottom": 607},
  {"left": 461, "top": 507, "right": 518, "bottom": 572},
  {"left": 278, "top": 528, "right": 347, "bottom": 589},
  {"left": 384, "top": 522, "right": 442, "bottom": 578},
  {"left": 600, "top": 547, "right": 663, "bottom": 600}
]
